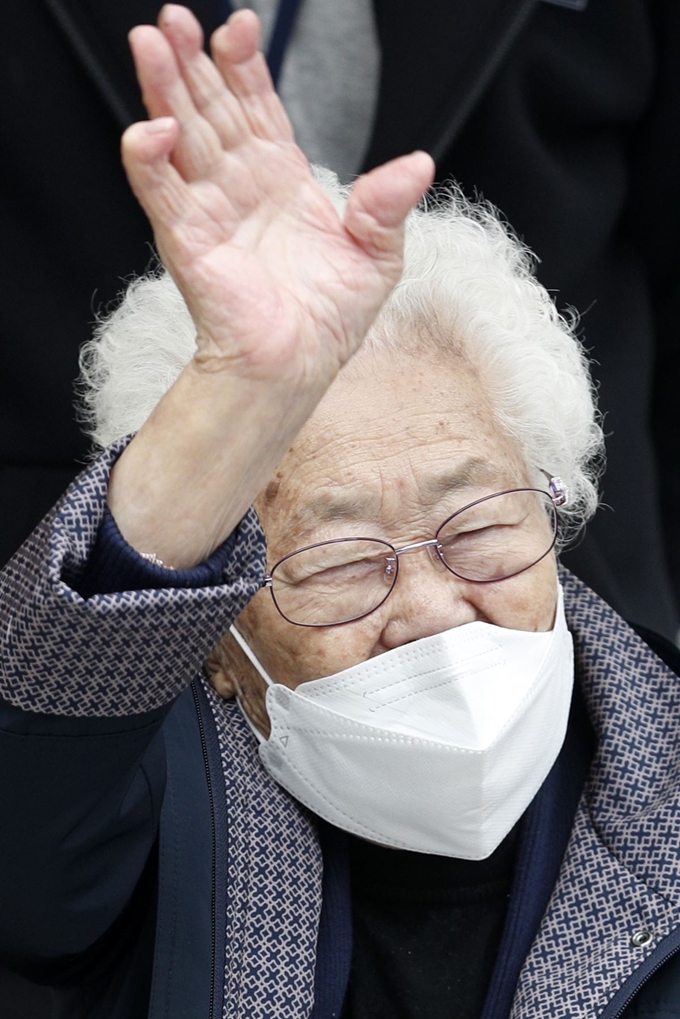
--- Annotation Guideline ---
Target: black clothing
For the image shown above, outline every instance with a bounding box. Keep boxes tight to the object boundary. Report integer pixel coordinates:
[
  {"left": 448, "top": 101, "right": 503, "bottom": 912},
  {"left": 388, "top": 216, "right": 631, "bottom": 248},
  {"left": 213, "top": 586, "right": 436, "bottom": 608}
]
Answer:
[{"left": 341, "top": 829, "right": 519, "bottom": 1019}]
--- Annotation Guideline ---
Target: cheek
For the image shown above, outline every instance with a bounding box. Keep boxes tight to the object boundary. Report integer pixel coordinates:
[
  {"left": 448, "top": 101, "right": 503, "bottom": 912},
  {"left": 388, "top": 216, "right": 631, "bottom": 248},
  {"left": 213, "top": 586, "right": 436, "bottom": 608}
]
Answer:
[
  {"left": 238, "top": 589, "right": 375, "bottom": 687},
  {"left": 472, "top": 555, "right": 558, "bottom": 631}
]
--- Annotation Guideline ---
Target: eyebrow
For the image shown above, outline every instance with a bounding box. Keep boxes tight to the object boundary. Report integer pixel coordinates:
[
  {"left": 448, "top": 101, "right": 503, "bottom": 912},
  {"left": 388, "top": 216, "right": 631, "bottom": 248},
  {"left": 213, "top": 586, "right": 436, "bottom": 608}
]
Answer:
[
  {"left": 299, "top": 458, "right": 506, "bottom": 526},
  {"left": 419, "top": 459, "right": 506, "bottom": 502}
]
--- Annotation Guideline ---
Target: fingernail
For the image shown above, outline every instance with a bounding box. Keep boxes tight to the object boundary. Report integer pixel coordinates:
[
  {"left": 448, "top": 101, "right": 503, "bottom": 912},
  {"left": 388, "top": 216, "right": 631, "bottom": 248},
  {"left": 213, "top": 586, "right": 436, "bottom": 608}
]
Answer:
[{"left": 146, "top": 116, "right": 176, "bottom": 134}]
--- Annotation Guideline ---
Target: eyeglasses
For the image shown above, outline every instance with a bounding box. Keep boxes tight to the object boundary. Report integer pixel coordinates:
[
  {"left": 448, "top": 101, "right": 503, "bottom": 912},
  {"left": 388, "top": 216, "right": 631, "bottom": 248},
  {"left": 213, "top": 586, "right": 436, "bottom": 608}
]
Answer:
[{"left": 262, "top": 476, "right": 568, "bottom": 628}]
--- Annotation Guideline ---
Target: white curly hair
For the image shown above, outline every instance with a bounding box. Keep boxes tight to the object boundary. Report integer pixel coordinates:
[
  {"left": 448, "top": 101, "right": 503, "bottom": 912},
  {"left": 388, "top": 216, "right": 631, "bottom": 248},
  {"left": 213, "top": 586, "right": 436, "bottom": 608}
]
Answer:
[{"left": 78, "top": 166, "right": 604, "bottom": 545}]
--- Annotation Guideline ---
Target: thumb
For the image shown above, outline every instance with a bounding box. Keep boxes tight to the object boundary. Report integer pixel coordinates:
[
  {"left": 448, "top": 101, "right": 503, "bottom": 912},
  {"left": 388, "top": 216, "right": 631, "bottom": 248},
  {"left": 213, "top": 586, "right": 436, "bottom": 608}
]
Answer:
[{"left": 343, "top": 151, "right": 435, "bottom": 265}]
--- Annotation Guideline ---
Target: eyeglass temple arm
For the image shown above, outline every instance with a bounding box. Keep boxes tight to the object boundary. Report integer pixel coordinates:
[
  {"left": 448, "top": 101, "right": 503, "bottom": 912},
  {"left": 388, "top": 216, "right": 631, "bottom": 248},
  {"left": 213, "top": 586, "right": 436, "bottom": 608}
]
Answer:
[{"left": 539, "top": 469, "right": 569, "bottom": 507}]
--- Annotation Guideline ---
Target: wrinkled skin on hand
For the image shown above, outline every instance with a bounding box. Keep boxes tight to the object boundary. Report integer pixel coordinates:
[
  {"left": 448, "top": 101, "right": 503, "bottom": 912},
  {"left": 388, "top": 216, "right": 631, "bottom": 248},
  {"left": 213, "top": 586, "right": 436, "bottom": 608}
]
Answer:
[{"left": 122, "top": 5, "right": 434, "bottom": 392}]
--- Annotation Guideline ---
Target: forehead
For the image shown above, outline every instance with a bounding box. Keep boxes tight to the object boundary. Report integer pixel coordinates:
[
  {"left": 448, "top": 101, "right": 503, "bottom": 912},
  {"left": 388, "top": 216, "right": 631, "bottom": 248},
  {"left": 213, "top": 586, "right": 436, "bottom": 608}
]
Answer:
[{"left": 258, "top": 344, "right": 528, "bottom": 543}]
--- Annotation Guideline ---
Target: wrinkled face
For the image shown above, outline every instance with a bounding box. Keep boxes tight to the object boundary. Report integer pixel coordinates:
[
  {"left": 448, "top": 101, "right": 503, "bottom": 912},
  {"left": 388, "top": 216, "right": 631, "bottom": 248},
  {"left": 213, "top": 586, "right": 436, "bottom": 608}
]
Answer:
[{"left": 209, "top": 343, "right": 558, "bottom": 734}]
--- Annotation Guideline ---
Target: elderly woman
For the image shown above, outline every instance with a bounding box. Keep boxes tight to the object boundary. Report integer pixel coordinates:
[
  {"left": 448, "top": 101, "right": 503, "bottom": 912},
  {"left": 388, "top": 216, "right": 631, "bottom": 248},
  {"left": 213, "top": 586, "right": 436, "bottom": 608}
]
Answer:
[{"left": 1, "top": 6, "right": 680, "bottom": 1019}]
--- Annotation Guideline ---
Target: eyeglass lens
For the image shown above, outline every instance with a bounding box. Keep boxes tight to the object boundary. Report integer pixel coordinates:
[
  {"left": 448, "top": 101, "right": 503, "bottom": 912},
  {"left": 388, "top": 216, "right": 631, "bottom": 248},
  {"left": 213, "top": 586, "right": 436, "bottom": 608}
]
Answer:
[
  {"left": 435, "top": 489, "right": 556, "bottom": 581},
  {"left": 271, "top": 537, "right": 396, "bottom": 626},
  {"left": 269, "top": 490, "right": 557, "bottom": 626}
]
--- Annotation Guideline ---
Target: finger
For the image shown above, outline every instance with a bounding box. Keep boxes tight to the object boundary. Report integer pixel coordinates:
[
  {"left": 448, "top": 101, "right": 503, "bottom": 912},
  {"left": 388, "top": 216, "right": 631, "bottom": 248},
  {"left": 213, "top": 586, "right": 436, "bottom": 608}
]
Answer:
[
  {"left": 344, "top": 152, "right": 435, "bottom": 264},
  {"left": 129, "top": 23, "right": 225, "bottom": 182},
  {"left": 211, "top": 11, "right": 294, "bottom": 142},
  {"left": 121, "top": 117, "right": 193, "bottom": 232},
  {"left": 158, "top": 4, "right": 249, "bottom": 148}
]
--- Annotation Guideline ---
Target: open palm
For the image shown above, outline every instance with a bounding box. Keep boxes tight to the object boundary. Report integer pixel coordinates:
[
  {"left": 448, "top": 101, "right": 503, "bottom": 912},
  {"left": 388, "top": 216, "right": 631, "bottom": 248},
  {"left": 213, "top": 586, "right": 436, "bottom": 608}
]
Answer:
[{"left": 122, "top": 5, "right": 434, "bottom": 390}]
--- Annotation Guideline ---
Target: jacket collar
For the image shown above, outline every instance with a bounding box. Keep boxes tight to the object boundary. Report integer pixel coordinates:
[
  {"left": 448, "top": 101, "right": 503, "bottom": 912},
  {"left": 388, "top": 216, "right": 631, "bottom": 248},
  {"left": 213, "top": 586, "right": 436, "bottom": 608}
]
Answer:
[
  {"left": 208, "top": 681, "right": 324, "bottom": 1019},
  {"left": 512, "top": 569, "right": 680, "bottom": 1018}
]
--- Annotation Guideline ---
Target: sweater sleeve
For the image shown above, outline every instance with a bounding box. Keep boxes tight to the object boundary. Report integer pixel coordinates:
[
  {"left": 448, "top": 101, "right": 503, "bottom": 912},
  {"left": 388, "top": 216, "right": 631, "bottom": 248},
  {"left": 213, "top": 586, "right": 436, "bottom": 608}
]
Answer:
[
  {"left": 75, "top": 504, "right": 240, "bottom": 597},
  {"left": 0, "top": 438, "right": 266, "bottom": 718}
]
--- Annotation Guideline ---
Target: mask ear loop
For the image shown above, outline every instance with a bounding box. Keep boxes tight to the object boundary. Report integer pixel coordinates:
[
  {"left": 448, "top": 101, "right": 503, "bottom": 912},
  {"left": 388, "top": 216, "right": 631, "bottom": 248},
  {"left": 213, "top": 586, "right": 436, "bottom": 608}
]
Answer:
[
  {"left": 229, "top": 625, "right": 275, "bottom": 744},
  {"left": 229, "top": 625, "right": 276, "bottom": 687}
]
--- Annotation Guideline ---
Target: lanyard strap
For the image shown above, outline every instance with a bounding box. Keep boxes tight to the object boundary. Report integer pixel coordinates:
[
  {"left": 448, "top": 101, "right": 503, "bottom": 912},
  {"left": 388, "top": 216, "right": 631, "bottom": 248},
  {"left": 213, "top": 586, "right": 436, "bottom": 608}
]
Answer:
[{"left": 215, "top": 0, "right": 304, "bottom": 87}]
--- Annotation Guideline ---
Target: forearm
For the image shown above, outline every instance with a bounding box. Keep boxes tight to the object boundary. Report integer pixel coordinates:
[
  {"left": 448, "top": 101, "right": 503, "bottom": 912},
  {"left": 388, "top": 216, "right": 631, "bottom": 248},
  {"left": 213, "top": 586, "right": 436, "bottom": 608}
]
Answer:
[{"left": 107, "top": 357, "right": 321, "bottom": 569}]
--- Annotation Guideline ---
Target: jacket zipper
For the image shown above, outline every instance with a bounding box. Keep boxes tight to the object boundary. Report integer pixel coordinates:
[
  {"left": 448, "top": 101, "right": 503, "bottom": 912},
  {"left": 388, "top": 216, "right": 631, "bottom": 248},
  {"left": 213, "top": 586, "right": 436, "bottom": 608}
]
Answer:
[
  {"left": 192, "top": 680, "right": 218, "bottom": 1019},
  {"left": 602, "top": 928, "right": 680, "bottom": 1019}
]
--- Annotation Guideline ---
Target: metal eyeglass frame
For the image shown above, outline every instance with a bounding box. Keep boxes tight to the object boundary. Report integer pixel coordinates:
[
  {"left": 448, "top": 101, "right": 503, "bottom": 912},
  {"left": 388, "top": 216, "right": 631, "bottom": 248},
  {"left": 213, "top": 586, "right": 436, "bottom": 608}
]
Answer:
[{"left": 262, "top": 472, "right": 569, "bottom": 628}]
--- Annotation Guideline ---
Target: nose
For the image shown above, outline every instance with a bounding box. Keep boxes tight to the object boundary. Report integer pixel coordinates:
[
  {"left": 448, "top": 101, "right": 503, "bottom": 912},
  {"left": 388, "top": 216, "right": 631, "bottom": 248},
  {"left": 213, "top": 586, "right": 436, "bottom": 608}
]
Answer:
[{"left": 378, "top": 543, "right": 479, "bottom": 650}]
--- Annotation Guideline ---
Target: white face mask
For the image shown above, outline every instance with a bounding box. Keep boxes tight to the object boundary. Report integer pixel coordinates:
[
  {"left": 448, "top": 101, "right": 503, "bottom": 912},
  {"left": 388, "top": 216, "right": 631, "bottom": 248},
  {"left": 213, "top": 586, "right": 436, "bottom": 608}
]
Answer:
[{"left": 230, "top": 585, "right": 574, "bottom": 859}]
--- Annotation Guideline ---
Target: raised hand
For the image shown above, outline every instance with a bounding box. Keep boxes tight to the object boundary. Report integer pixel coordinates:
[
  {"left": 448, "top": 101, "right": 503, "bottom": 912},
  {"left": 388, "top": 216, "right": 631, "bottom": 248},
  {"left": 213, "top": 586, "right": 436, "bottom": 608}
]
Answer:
[
  {"left": 122, "top": 5, "right": 433, "bottom": 389},
  {"left": 109, "top": 5, "right": 433, "bottom": 568}
]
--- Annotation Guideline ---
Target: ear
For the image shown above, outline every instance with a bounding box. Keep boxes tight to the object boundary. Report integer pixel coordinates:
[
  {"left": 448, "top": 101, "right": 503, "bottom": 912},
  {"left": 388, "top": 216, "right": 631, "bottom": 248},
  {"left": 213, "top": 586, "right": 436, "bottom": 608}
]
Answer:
[
  {"left": 205, "top": 631, "right": 272, "bottom": 738},
  {"left": 204, "top": 638, "right": 240, "bottom": 700}
]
